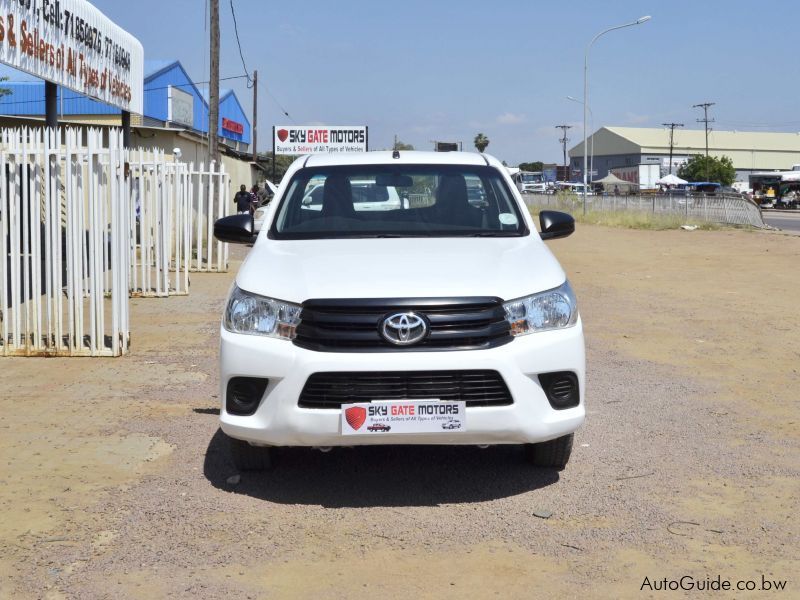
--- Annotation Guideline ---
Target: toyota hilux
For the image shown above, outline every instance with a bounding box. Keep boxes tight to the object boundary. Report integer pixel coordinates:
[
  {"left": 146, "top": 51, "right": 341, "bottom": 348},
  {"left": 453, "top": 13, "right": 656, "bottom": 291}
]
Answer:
[{"left": 213, "top": 151, "right": 585, "bottom": 471}]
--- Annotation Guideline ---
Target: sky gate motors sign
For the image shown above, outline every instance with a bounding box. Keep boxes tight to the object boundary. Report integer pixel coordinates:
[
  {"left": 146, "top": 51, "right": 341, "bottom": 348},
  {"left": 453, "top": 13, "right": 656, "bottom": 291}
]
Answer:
[
  {"left": 274, "top": 125, "right": 367, "bottom": 154},
  {"left": 0, "top": 0, "right": 143, "bottom": 114}
]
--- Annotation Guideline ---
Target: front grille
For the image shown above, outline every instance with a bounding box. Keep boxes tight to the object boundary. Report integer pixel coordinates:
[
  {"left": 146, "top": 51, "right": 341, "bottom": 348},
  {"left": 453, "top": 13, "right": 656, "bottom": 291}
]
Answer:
[
  {"left": 293, "top": 297, "right": 512, "bottom": 352},
  {"left": 298, "top": 370, "right": 513, "bottom": 409}
]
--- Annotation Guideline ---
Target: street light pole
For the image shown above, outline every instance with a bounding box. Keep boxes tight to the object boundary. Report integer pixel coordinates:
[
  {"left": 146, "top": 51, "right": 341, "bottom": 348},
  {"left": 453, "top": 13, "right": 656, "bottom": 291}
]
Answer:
[{"left": 583, "top": 15, "right": 651, "bottom": 215}]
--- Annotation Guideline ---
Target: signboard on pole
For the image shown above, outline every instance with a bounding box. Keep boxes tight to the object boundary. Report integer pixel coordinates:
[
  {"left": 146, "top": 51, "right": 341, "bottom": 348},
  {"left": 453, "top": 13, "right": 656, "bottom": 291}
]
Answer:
[
  {"left": 274, "top": 125, "right": 367, "bottom": 154},
  {"left": 168, "top": 85, "right": 193, "bottom": 126},
  {"left": 0, "top": 0, "right": 144, "bottom": 113}
]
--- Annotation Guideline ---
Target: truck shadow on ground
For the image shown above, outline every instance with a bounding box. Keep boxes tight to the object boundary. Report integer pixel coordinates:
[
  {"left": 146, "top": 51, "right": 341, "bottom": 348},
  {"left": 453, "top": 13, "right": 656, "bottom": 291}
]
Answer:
[{"left": 203, "top": 428, "right": 560, "bottom": 507}]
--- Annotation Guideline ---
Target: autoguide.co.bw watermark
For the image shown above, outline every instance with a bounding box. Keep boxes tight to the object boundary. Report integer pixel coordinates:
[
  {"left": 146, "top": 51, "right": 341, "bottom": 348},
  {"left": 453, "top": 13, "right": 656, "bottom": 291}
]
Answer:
[{"left": 641, "top": 574, "right": 787, "bottom": 592}]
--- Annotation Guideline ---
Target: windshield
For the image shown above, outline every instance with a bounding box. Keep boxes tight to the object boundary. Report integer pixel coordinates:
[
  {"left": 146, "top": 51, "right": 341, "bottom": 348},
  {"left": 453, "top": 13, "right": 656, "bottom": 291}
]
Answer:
[
  {"left": 520, "top": 173, "right": 542, "bottom": 182},
  {"left": 270, "top": 164, "right": 528, "bottom": 239}
]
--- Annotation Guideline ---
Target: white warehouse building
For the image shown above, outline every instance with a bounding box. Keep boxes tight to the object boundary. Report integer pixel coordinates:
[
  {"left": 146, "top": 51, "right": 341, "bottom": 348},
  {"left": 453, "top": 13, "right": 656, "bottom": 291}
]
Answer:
[{"left": 569, "top": 127, "right": 800, "bottom": 182}]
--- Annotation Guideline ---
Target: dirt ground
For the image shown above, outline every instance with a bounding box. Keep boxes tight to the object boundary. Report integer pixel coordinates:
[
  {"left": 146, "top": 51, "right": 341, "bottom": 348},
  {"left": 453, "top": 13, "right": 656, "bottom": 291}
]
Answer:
[{"left": 1, "top": 225, "right": 797, "bottom": 599}]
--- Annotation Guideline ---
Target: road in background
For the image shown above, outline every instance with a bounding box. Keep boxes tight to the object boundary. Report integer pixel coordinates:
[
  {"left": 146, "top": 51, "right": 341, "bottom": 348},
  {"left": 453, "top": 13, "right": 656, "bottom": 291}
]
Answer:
[{"left": 763, "top": 210, "right": 800, "bottom": 233}]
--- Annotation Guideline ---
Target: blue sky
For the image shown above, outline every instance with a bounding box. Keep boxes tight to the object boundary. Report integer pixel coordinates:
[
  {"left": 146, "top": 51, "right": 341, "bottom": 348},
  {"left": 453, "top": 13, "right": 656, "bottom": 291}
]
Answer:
[{"left": 4, "top": 0, "right": 800, "bottom": 164}]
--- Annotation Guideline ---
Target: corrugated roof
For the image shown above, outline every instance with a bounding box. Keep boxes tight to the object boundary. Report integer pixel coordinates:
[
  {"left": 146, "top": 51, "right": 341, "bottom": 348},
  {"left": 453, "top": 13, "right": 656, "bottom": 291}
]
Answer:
[
  {"left": 573, "top": 126, "right": 800, "bottom": 154},
  {"left": 0, "top": 82, "right": 119, "bottom": 115},
  {"left": 144, "top": 60, "right": 178, "bottom": 79}
]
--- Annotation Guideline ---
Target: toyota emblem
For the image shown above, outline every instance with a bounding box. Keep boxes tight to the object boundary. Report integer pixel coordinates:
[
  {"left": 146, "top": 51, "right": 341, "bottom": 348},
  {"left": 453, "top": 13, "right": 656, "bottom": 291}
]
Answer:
[{"left": 380, "top": 312, "right": 428, "bottom": 346}]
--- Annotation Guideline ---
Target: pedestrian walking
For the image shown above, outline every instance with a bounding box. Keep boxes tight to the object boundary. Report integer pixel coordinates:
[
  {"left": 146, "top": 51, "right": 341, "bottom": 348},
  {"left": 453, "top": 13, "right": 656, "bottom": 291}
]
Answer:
[{"left": 234, "top": 184, "right": 252, "bottom": 214}]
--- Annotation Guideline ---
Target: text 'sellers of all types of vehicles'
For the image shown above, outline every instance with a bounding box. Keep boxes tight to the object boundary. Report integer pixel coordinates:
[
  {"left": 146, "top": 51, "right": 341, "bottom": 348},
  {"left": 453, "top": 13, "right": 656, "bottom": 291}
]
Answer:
[{"left": 214, "top": 150, "right": 585, "bottom": 472}]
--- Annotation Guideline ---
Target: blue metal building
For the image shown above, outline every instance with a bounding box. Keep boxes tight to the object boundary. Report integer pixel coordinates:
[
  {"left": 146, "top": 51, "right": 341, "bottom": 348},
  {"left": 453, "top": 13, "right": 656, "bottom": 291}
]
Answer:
[{"left": 0, "top": 60, "right": 251, "bottom": 151}]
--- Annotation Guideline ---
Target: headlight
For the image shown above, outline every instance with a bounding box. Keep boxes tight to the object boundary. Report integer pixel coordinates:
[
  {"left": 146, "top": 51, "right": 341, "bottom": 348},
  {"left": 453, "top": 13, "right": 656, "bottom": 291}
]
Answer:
[
  {"left": 223, "top": 285, "right": 301, "bottom": 339},
  {"left": 503, "top": 281, "right": 578, "bottom": 336}
]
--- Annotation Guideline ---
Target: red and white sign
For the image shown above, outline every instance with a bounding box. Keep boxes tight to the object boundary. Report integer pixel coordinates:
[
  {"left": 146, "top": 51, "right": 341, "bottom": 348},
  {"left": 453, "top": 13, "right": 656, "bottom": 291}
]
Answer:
[
  {"left": 222, "top": 117, "right": 244, "bottom": 135},
  {"left": 341, "top": 400, "right": 466, "bottom": 435},
  {"left": 274, "top": 125, "right": 367, "bottom": 155}
]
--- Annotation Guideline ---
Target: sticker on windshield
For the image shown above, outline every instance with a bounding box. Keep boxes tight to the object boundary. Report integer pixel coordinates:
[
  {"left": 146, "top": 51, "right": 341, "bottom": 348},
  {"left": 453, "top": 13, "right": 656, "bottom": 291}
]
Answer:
[{"left": 499, "top": 213, "right": 518, "bottom": 226}]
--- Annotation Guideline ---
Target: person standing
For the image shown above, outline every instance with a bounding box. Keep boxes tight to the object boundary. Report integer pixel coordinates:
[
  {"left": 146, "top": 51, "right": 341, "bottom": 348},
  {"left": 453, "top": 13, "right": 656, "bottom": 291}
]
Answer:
[
  {"left": 250, "top": 184, "right": 262, "bottom": 213},
  {"left": 234, "top": 184, "right": 252, "bottom": 214}
]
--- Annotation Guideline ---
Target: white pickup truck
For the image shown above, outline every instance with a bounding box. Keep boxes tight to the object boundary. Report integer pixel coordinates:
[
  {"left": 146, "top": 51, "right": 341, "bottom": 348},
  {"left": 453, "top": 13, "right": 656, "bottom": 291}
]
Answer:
[{"left": 214, "top": 151, "right": 585, "bottom": 472}]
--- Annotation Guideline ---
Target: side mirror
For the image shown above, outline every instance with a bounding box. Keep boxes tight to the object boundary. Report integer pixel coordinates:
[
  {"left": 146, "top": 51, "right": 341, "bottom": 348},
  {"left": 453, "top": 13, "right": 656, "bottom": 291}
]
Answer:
[
  {"left": 539, "top": 210, "right": 575, "bottom": 240},
  {"left": 214, "top": 214, "right": 255, "bottom": 244}
]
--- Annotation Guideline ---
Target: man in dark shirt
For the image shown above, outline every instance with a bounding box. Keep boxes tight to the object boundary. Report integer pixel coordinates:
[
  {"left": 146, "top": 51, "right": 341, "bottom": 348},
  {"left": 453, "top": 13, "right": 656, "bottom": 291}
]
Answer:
[{"left": 234, "top": 184, "right": 252, "bottom": 213}]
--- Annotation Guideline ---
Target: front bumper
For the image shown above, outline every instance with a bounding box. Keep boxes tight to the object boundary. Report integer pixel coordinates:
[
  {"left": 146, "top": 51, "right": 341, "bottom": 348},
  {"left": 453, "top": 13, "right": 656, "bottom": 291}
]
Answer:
[{"left": 219, "top": 320, "right": 585, "bottom": 447}]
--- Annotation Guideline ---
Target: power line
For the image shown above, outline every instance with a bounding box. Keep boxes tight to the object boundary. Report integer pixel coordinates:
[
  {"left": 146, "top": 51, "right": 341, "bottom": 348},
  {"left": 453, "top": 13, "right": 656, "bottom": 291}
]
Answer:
[
  {"left": 264, "top": 87, "right": 294, "bottom": 123},
  {"left": 227, "top": 0, "right": 294, "bottom": 122},
  {"left": 229, "top": 0, "right": 252, "bottom": 88}
]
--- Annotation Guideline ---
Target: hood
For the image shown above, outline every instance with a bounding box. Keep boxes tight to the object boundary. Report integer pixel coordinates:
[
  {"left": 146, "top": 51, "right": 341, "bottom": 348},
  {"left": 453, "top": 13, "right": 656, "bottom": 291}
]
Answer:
[{"left": 235, "top": 236, "right": 567, "bottom": 303}]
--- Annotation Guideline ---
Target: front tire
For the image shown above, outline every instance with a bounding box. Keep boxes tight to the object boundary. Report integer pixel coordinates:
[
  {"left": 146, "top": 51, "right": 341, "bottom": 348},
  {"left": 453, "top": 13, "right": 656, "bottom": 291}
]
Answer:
[
  {"left": 229, "top": 436, "right": 272, "bottom": 471},
  {"left": 525, "top": 434, "right": 574, "bottom": 470}
]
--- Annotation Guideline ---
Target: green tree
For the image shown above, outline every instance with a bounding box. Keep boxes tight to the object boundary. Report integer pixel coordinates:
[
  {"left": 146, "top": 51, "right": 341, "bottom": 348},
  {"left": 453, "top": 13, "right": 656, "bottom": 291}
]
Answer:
[
  {"left": 677, "top": 155, "right": 736, "bottom": 186},
  {"left": 519, "top": 161, "right": 544, "bottom": 172},
  {"left": 473, "top": 133, "right": 489, "bottom": 153},
  {"left": 392, "top": 140, "right": 414, "bottom": 151},
  {"left": 256, "top": 152, "right": 295, "bottom": 183}
]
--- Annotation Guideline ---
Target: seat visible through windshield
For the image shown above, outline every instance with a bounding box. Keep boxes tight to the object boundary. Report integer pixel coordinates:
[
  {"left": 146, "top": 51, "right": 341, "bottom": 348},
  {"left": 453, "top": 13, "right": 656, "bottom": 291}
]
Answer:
[{"left": 271, "top": 164, "right": 527, "bottom": 239}]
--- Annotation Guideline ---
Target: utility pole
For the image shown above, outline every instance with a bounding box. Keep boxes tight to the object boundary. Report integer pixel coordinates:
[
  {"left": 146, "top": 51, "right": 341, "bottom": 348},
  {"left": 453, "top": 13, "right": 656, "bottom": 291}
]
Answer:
[
  {"left": 209, "top": 0, "right": 220, "bottom": 165},
  {"left": 693, "top": 102, "right": 715, "bottom": 181},
  {"left": 661, "top": 122, "right": 684, "bottom": 175},
  {"left": 555, "top": 124, "right": 573, "bottom": 182},
  {"left": 252, "top": 70, "right": 258, "bottom": 163}
]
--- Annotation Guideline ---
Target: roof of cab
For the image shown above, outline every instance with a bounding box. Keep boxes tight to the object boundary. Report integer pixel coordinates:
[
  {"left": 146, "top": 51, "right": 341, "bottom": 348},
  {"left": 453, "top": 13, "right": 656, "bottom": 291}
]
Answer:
[{"left": 303, "top": 151, "right": 498, "bottom": 168}]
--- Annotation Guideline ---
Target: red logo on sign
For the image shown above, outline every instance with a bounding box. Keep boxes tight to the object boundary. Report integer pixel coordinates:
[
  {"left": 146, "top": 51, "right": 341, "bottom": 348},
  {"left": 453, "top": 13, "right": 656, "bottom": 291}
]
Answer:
[
  {"left": 277, "top": 128, "right": 289, "bottom": 142},
  {"left": 344, "top": 406, "right": 367, "bottom": 430}
]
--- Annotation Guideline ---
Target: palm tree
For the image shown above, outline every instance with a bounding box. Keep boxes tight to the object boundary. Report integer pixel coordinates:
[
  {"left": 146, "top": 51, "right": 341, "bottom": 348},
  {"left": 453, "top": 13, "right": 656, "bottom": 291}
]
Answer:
[{"left": 474, "top": 133, "right": 489, "bottom": 153}]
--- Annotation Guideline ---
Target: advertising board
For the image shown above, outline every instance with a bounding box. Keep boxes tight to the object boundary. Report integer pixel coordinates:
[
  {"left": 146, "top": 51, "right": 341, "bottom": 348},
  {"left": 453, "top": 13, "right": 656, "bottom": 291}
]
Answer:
[
  {"left": 168, "top": 85, "right": 193, "bottom": 127},
  {"left": 0, "top": 0, "right": 144, "bottom": 113},
  {"left": 274, "top": 125, "right": 367, "bottom": 154}
]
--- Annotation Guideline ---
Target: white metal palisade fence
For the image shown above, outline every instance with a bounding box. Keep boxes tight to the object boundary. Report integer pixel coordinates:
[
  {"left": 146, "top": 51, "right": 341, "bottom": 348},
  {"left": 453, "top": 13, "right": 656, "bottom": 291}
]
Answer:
[
  {"left": 128, "top": 152, "right": 229, "bottom": 298},
  {"left": 189, "top": 160, "right": 229, "bottom": 274},
  {"left": 522, "top": 193, "right": 766, "bottom": 228},
  {"left": 0, "top": 127, "right": 129, "bottom": 356},
  {"left": 1, "top": 127, "right": 232, "bottom": 357}
]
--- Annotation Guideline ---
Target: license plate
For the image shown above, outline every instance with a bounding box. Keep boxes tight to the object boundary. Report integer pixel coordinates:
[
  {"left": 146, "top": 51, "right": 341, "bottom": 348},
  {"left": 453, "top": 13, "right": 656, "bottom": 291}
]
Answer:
[{"left": 341, "top": 400, "right": 466, "bottom": 435}]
